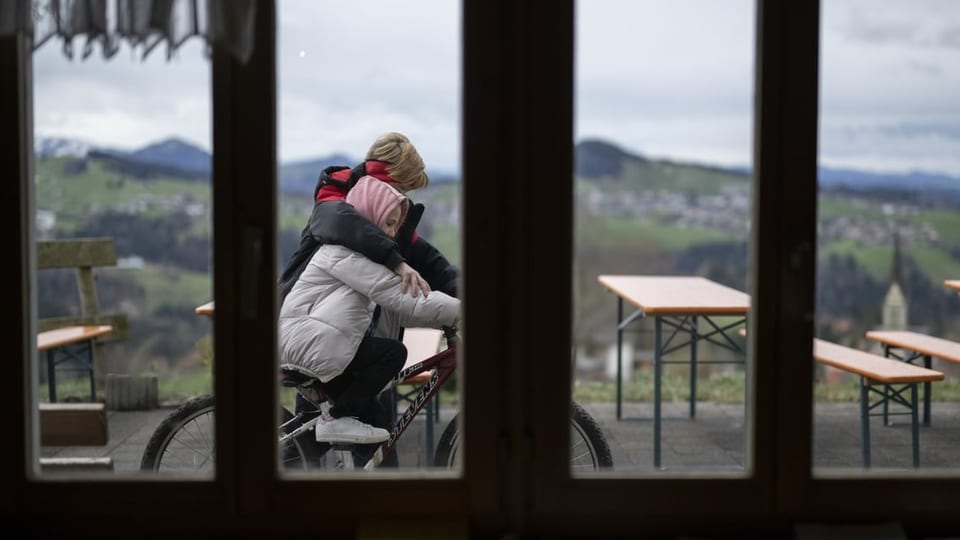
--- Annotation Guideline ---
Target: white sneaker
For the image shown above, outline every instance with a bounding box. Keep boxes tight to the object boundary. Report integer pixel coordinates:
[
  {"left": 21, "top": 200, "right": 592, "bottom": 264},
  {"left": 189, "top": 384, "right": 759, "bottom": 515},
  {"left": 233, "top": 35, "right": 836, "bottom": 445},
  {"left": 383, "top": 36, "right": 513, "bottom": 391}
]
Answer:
[{"left": 314, "top": 416, "right": 390, "bottom": 444}]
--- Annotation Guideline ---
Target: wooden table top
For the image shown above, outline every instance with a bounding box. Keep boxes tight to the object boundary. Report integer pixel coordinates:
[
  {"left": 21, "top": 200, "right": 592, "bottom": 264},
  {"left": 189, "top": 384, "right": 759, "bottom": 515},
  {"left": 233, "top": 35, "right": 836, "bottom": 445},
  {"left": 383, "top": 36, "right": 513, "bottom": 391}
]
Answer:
[
  {"left": 597, "top": 275, "right": 750, "bottom": 315},
  {"left": 195, "top": 301, "right": 215, "bottom": 317},
  {"left": 946, "top": 280, "right": 960, "bottom": 292},
  {"left": 37, "top": 325, "right": 113, "bottom": 351}
]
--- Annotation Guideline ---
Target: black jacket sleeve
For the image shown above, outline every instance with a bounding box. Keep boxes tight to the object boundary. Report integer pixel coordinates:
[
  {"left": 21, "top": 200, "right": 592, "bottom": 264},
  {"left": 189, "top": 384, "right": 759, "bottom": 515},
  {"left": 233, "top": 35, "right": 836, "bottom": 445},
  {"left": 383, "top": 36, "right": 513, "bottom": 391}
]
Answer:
[
  {"left": 309, "top": 200, "right": 405, "bottom": 270},
  {"left": 408, "top": 236, "right": 459, "bottom": 298},
  {"left": 394, "top": 202, "right": 460, "bottom": 298}
]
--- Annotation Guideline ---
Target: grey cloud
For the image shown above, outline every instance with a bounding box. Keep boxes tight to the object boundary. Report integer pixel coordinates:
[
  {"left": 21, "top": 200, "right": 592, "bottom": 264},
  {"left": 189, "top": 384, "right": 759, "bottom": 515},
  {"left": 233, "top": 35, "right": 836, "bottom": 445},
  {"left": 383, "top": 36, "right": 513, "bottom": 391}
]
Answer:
[
  {"left": 845, "top": 20, "right": 918, "bottom": 45},
  {"left": 938, "top": 27, "right": 960, "bottom": 49},
  {"left": 879, "top": 122, "right": 960, "bottom": 141},
  {"left": 29, "top": 0, "right": 960, "bottom": 176},
  {"left": 905, "top": 60, "right": 943, "bottom": 78}
]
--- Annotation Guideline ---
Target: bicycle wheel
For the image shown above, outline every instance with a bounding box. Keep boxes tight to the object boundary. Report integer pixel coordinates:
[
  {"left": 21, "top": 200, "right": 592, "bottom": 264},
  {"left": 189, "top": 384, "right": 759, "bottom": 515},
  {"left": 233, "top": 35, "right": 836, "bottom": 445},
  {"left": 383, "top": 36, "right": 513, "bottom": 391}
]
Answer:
[
  {"left": 139, "top": 395, "right": 323, "bottom": 472},
  {"left": 433, "top": 400, "right": 613, "bottom": 469},
  {"left": 140, "top": 394, "right": 216, "bottom": 473},
  {"left": 569, "top": 401, "right": 613, "bottom": 469},
  {"left": 279, "top": 407, "right": 329, "bottom": 471}
]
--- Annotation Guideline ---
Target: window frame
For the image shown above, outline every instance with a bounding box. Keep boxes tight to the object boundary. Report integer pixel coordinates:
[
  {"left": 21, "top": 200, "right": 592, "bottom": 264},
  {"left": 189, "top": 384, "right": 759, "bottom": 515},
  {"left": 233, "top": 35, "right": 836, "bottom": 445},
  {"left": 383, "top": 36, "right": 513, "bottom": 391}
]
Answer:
[{"left": 6, "top": 0, "right": 960, "bottom": 536}]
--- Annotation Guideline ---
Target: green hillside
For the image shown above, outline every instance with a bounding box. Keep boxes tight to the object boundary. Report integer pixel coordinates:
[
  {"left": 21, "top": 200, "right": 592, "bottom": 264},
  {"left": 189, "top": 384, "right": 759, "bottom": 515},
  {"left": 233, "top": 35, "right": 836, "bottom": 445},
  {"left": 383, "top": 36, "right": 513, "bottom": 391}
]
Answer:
[
  {"left": 32, "top": 147, "right": 960, "bottom": 375},
  {"left": 604, "top": 217, "right": 736, "bottom": 251},
  {"left": 35, "top": 157, "right": 210, "bottom": 230}
]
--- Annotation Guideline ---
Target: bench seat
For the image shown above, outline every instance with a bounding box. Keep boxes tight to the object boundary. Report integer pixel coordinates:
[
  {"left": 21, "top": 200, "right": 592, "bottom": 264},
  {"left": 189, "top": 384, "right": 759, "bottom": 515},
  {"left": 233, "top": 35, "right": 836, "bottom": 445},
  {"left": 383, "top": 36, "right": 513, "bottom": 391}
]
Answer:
[
  {"left": 813, "top": 338, "right": 944, "bottom": 468},
  {"left": 37, "top": 325, "right": 113, "bottom": 403},
  {"left": 814, "top": 339, "right": 945, "bottom": 384},
  {"left": 37, "top": 325, "right": 113, "bottom": 351},
  {"left": 865, "top": 330, "right": 960, "bottom": 426}
]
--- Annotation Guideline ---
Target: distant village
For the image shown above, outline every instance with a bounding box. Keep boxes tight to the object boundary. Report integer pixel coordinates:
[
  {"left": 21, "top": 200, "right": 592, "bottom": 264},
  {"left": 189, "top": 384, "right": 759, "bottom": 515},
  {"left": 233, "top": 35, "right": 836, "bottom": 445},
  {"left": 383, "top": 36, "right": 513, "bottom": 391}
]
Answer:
[{"left": 579, "top": 183, "right": 941, "bottom": 248}]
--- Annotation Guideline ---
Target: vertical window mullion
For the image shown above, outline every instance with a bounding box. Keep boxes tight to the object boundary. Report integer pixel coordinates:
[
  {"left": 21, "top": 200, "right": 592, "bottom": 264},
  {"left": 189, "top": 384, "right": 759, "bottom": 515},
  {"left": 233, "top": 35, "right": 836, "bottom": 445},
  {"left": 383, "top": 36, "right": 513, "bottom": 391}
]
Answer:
[
  {"left": 753, "top": 0, "right": 821, "bottom": 508},
  {"left": 210, "top": 0, "right": 277, "bottom": 511},
  {"left": 2, "top": 29, "right": 35, "bottom": 505}
]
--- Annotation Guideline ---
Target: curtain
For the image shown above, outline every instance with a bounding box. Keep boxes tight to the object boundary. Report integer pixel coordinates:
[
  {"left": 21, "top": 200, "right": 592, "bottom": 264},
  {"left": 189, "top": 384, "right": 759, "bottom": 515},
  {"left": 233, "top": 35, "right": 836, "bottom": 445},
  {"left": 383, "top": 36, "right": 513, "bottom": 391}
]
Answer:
[{"left": 0, "top": 0, "right": 256, "bottom": 63}]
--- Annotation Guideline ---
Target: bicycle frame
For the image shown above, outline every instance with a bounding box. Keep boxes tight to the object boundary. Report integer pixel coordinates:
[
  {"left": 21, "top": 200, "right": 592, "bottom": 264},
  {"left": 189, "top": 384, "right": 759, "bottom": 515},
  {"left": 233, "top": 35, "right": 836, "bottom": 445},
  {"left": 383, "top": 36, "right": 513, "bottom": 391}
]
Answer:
[
  {"left": 365, "top": 333, "right": 458, "bottom": 469},
  {"left": 278, "top": 330, "right": 459, "bottom": 470}
]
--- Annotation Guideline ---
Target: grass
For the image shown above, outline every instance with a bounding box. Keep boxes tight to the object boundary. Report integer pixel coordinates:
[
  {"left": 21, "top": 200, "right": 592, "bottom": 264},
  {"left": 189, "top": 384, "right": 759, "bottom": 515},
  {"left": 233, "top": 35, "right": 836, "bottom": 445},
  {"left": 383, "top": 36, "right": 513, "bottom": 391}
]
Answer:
[
  {"left": 37, "top": 367, "right": 213, "bottom": 404},
  {"left": 823, "top": 241, "right": 960, "bottom": 285},
  {"left": 604, "top": 216, "right": 735, "bottom": 252},
  {"left": 42, "top": 368, "right": 960, "bottom": 410},
  {"left": 35, "top": 158, "right": 210, "bottom": 231},
  {"left": 104, "top": 263, "right": 211, "bottom": 314},
  {"left": 426, "top": 224, "right": 461, "bottom": 268},
  {"left": 912, "top": 210, "right": 960, "bottom": 244}
]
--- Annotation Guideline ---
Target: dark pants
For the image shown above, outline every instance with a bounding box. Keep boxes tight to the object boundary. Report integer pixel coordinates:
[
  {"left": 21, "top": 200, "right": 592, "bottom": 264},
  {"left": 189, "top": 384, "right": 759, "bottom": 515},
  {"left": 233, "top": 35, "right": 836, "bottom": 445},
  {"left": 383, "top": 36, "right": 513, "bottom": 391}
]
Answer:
[
  {"left": 291, "top": 336, "right": 406, "bottom": 465},
  {"left": 320, "top": 335, "right": 407, "bottom": 420},
  {"left": 303, "top": 336, "right": 405, "bottom": 466}
]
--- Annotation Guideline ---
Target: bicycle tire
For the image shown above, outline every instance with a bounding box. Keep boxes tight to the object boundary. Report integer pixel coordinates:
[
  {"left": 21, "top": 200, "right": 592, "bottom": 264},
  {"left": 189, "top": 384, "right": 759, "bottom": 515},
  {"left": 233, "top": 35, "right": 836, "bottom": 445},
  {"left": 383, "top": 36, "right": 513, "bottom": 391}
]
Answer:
[
  {"left": 139, "top": 394, "right": 324, "bottom": 472},
  {"left": 140, "top": 394, "right": 216, "bottom": 473},
  {"left": 433, "top": 400, "right": 613, "bottom": 469}
]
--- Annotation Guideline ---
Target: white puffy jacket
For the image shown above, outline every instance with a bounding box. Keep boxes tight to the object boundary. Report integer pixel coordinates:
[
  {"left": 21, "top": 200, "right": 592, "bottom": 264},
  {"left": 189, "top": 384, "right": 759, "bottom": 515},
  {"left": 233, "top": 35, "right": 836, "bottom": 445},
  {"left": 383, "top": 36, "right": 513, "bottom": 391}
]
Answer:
[{"left": 278, "top": 244, "right": 460, "bottom": 382}]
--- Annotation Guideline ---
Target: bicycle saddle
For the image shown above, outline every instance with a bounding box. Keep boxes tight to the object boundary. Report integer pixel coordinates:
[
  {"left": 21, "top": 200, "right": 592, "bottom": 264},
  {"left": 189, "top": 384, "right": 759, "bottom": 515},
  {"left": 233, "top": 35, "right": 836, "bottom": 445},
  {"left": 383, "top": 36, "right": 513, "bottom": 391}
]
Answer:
[{"left": 279, "top": 367, "right": 318, "bottom": 388}]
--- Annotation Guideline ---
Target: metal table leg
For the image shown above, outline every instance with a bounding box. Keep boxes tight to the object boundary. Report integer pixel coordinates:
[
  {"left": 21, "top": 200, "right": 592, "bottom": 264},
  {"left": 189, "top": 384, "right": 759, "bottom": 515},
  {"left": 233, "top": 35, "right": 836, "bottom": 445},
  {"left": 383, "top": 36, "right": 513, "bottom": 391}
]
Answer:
[
  {"left": 860, "top": 378, "right": 871, "bottom": 468},
  {"left": 46, "top": 350, "right": 57, "bottom": 403},
  {"left": 616, "top": 297, "right": 623, "bottom": 420},
  {"left": 654, "top": 316, "right": 663, "bottom": 468}
]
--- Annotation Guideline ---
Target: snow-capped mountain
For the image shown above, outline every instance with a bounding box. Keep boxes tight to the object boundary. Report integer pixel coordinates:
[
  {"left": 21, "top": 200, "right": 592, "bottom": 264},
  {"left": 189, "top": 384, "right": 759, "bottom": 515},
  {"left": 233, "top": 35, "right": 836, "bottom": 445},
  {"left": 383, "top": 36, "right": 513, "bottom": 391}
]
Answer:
[
  {"left": 110, "top": 137, "right": 212, "bottom": 175},
  {"left": 35, "top": 136, "right": 94, "bottom": 158}
]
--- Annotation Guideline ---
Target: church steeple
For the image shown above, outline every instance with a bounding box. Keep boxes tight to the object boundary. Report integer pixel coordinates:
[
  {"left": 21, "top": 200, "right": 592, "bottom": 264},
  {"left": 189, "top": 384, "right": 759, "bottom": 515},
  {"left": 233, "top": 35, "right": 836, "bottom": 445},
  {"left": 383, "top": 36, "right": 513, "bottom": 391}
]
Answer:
[
  {"left": 882, "top": 228, "right": 907, "bottom": 330},
  {"left": 890, "top": 229, "right": 903, "bottom": 288}
]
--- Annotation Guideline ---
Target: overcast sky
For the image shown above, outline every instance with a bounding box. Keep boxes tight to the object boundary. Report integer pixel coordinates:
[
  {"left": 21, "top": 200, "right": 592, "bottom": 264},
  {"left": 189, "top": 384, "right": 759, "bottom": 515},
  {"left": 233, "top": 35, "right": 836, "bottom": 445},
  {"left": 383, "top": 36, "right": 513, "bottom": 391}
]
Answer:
[{"left": 32, "top": 0, "right": 960, "bottom": 176}]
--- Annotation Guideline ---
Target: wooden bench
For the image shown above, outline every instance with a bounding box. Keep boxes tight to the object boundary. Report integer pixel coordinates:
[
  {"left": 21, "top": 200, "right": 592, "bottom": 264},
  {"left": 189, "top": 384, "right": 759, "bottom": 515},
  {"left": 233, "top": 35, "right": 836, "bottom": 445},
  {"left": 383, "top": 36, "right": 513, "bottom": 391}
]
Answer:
[
  {"left": 813, "top": 338, "right": 944, "bottom": 468},
  {"left": 38, "top": 402, "right": 114, "bottom": 471},
  {"left": 865, "top": 330, "right": 960, "bottom": 428},
  {"left": 37, "top": 238, "right": 129, "bottom": 402},
  {"left": 195, "top": 300, "right": 215, "bottom": 317},
  {"left": 36, "top": 238, "right": 125, "bottom": 471},
  {"left": 37, "top": 325, "right": 113, "bottom": 402}
]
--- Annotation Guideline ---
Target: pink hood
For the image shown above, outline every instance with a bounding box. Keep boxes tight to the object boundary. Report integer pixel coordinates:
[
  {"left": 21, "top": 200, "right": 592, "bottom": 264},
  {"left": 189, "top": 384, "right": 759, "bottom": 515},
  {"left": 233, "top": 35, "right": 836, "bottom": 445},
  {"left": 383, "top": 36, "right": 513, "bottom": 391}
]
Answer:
[{"left": 345, "top": 175, "right": 408, "bottom": 230}]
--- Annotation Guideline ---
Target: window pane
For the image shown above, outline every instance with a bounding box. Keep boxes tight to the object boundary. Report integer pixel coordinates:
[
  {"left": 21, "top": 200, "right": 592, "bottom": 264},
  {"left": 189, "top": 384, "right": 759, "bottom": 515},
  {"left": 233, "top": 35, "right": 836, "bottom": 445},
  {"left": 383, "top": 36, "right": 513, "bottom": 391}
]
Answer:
[
  {"left": 574, "top": 0, "right": 756, "bottom": 474},
  {"left": 814, "top": 0, "right": 960, "bottom": 474},
  {"left": 276, "top": 0, "right": 462, "bottom": 475},
  {"left": 32, "top": 41, "right": 213, "bottom": 478}
]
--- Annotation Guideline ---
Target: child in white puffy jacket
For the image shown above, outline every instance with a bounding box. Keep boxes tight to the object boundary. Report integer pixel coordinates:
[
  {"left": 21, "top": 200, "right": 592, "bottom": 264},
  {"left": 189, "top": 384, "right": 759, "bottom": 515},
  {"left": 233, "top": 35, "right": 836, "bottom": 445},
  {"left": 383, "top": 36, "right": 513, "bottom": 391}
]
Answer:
[{"left": 278, "top": 176, "right": 460, "bottom": 444}]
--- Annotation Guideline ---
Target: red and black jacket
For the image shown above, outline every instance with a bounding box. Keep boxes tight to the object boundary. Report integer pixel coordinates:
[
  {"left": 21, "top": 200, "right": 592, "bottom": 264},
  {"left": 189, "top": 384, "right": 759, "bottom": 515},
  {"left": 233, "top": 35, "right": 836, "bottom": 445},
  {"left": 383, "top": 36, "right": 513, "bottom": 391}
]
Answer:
[{"left": 278, "top": 161, "right": 459, "bottom": 305}]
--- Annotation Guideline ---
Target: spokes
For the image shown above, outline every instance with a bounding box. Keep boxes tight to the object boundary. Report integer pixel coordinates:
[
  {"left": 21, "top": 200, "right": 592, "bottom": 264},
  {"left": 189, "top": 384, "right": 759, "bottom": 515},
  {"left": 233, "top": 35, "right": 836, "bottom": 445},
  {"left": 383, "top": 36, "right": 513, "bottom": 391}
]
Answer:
[
  {"left": 159, "top": 412, "right": 215, "bottom": 473},
  {"left": 570, "top": 425, "right": 599, "bottom": 469}
]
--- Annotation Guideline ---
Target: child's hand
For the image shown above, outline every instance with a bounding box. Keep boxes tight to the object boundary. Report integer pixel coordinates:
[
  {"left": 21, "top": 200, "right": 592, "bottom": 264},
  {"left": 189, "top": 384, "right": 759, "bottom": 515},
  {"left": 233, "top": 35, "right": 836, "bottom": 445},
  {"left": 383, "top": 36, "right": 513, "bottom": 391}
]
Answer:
[{"left": 395, "top": 262, "right": 431, "bottom": 298}]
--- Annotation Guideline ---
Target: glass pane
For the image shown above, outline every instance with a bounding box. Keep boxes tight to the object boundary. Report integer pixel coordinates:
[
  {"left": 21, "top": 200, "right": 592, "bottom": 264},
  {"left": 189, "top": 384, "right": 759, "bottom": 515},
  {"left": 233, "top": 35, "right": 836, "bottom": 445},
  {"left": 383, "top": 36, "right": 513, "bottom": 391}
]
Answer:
[
  {"left": 32, "top": 41, "right": 213, "bottom": 478},
  {"left": 574, "top": 0, "right": 756, "bottom": 473},
  {"left": 814, "top": 0, "right": 960, "bottom": 474},
  {"left": 276, "top": 0, "right": 462, "bottom": 475}
]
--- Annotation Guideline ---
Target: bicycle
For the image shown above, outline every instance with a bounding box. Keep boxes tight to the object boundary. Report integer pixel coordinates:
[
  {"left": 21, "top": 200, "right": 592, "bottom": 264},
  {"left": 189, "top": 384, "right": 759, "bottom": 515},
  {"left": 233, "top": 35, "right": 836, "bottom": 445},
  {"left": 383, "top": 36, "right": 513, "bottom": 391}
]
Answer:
[{"left": 140, "top": 325, "right": 614, "bottom": 472}]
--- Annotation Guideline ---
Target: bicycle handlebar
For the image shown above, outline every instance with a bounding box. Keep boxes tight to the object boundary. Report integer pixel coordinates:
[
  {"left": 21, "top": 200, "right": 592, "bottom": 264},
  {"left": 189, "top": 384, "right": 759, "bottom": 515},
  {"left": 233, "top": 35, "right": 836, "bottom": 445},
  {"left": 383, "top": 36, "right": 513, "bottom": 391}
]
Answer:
[{"left": 441, "top": 325, "right": 458, "bottom": 341}]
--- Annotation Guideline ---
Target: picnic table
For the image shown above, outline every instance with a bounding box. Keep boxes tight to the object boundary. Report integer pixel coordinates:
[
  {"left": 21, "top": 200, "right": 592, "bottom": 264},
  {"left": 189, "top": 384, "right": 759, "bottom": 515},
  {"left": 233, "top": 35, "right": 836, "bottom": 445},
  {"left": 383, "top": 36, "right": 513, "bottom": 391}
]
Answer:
[
  {"left": 195, "top": 301, "right": 215, "bottom": 318},
  {"left": 597, "top": 275, "right": 750, "bottom": 468},
  {"left": 37, "top": 325, "right": 113, "bottom": 402}
]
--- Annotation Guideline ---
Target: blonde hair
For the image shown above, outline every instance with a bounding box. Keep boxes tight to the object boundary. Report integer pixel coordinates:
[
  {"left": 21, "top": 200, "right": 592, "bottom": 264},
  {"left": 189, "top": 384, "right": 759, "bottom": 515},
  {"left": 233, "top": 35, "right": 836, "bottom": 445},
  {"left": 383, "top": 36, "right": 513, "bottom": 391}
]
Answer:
[{"left": 365, "top": 132, "right": 429, "bottom": 191}]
